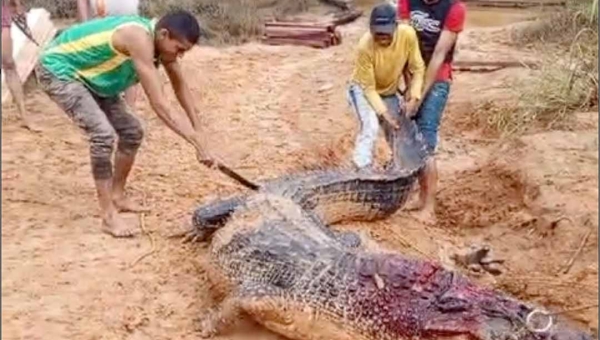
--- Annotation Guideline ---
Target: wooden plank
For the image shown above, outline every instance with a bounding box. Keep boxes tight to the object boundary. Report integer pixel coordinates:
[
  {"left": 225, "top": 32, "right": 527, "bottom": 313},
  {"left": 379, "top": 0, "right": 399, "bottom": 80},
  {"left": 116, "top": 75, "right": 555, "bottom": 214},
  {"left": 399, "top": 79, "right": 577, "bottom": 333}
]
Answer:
[
  {"left": 262, "top": 11, "right": 352, "bottom": 49},
  {"left": 265, "top": 21, "right": 333, "bottom": 27},
  {"left": 265, "top": 22, "right": 335, "bottom": 32},
  {"left": 1, "top": 8, "right": 56, "bottom": 105},
  {"left": 264, "top": 35, "right": 332, "bottom": 43},
  {"left": 262, "top": 36, "right": 331, "bottom": 48},
  {"left": 265, "top": 26, "right": 330, "bottom": 36},
  {"left": 453, "top": 60, "right": 540, "bottom": 69},
  {"left": 265, "top": 31, "right": 332, "bottom": 39},
  {"left": 266, "top": 33, "right": 333, "bottom": 40},
  {"left": 463, "top": 0, "right": 565, "bottom": 7},
  {"left": 265, "top": 25, "right": 330, "bottom": 31},
  {"left": 453, "top": 66, "right": 504, "bottom": 72}
]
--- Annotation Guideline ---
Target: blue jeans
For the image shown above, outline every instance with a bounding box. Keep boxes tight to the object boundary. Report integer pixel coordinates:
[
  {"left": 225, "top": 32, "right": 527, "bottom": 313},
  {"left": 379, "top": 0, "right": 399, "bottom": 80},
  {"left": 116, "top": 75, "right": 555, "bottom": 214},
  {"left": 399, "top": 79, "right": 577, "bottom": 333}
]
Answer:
[
  {"left": 346, "top": 82, "right": 404, "bottom": 168},
  {"left": 412, "top": 81, "right": 451, "bottom": 154}
]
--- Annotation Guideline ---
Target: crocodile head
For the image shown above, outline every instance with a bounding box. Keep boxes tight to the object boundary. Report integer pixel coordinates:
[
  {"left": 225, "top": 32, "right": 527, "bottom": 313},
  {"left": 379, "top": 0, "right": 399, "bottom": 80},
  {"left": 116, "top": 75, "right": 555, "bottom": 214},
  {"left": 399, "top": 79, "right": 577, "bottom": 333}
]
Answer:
[
  {"left": 420, "top": 274, "right": 595, "bottom": 340},
  {"left": 430, "top": 277, "right": 592, "bottom": 340},
  {"left": 351, "top": 255, "right": 594, "bottom": 340}
]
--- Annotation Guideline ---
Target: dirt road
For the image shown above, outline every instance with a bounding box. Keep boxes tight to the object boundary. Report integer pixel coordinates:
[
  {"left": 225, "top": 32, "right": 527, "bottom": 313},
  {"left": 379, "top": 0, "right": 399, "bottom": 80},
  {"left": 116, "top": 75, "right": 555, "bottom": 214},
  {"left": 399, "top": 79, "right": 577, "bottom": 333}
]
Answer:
[{"left": 2, "top": 7, "right": 597, "bottom": 340}]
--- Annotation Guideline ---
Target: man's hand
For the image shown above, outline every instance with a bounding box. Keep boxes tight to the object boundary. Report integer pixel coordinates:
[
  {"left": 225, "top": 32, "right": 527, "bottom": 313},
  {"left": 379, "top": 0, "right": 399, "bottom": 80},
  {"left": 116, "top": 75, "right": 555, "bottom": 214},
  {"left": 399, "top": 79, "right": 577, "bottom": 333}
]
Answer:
[
  {"left": 196, "top": 147, "right": 217, "bottom": 169},
  {"left": 193, "top": 135, "right": 222, "bottom": 170},
  {"left": 9, "top": 0, "right": 24, "bottom": 15},
  {"left": 404, "top": 98, "right": 420, "bottom": 118},
  {"left": 382, "top": 110, "right": 400, "bottom": 130}
]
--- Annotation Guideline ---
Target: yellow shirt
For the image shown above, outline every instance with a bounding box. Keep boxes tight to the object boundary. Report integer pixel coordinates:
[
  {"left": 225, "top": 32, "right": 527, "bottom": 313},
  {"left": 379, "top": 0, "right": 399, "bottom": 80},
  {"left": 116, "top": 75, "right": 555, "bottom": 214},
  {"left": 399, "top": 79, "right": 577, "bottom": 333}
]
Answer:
[{"left": 350, "top": 24, "right": 425, "bottom": 115}]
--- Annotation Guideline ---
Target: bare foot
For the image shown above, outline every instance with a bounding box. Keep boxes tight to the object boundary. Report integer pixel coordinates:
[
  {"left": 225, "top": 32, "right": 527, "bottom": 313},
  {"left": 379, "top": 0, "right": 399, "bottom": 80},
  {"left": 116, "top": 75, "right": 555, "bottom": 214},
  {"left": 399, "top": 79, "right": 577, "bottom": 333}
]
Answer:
[
  {"left": 409, "top": 206, "right": 437, "bottom": 226},
  {"left": 405, "top": 199, "right": 425, "bottom": 212},
  {"left": 20, "top": 119, "right": 42, "bottom": 133},
  {"left": 196, "top": 299, "right": 241, "bottom": 338},
  {"left": 101, "top": 213, "right": 137, "bottom": 238},
  {"left": 197, "top": 314, "right": 218, "bottom": 338},
  {"left": 113, "top": 194, "right": 150, "bottom": 213}
]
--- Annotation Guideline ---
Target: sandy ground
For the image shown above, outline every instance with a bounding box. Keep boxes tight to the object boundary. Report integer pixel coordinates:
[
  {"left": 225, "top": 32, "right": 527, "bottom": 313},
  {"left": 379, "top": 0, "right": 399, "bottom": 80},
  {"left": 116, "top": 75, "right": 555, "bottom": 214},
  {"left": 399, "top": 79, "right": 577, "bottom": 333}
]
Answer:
[{"left": 2, "top": 6, "right": 598, "bottom": 340}]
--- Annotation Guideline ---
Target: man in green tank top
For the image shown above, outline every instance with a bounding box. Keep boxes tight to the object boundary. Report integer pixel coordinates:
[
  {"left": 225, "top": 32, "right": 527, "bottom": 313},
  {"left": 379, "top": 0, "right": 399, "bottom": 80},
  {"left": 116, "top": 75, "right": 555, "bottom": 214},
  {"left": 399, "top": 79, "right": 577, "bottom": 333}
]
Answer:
[
  {"left": 75, "top": 0, "right": 142, "bottom": 107},
  {"left": 35, "top": 10, "right": 215, "bottom": 238}
]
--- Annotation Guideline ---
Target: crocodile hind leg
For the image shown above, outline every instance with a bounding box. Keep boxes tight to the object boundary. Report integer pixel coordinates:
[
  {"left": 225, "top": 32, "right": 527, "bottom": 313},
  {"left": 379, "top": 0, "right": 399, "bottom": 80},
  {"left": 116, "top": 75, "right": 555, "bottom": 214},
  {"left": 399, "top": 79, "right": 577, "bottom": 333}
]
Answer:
[
  {"left": 241, "top": 294, "right": 362, "bottom": 340},
  {"left": 202, "top": 283, "right": 362, "bottom": 340},
  {"left": 197, "top": 289, "right": 300, "bottom": 339}
]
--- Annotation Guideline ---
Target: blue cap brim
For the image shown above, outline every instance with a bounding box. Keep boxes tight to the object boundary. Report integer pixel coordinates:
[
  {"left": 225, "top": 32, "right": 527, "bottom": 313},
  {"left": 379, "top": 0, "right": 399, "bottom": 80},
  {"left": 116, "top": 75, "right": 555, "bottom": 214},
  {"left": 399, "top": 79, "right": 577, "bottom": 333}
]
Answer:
[{"left": 372, "top": 23, "right": 396, "bottom": 35}]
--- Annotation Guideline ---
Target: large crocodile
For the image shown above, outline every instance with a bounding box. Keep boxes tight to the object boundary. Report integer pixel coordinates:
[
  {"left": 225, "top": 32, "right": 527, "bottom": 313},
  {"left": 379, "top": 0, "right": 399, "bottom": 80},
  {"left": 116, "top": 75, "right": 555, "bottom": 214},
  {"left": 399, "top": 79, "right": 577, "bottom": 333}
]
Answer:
[{"left": 189, "top": 114, "right": 593, "bottom": 340}]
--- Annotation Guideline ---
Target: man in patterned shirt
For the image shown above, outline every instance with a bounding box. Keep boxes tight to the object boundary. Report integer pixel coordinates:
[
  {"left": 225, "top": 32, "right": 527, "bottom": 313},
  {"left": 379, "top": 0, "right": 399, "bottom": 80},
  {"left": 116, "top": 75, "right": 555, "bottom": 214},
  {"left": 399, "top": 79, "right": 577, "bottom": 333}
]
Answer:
[{"left": 397, "top": 0, "right": 466, "bottom": 224}]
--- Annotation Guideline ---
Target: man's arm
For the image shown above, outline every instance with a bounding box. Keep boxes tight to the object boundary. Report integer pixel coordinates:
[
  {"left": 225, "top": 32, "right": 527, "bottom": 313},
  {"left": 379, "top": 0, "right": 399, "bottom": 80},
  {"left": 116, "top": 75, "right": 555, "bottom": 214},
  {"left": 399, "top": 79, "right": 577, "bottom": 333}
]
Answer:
[
  {"left": 353, "top": 45, "right": 398, "bottom": 127},
  {"left": 403, "top": 27, "right": 426, "bottom": 116},
  {"left": 420, "top": 30, "right": 457, "bottom": 96},
  {"left": 163, "top": 61, "right": 203, "bottom": 130},
  {"left": 397, "top": 0, "right": 415, "bottom": 99},
  {"left": 405, "top": 27, "right": 425, "bottom": 101},
  {"left": 113, "top": 27, "right": 206, "bottom": 153},
  {"left": 421, "top": 2, "right": 466, "bottom": 96},
  {"left": 76, "top": 0, "right": 91, "bottom": 22}
]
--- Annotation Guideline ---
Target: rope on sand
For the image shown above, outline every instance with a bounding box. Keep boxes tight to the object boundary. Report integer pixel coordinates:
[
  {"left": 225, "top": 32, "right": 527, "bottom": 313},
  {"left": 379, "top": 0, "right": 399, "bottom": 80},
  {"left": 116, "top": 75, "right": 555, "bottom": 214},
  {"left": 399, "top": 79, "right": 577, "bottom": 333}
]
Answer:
[{"left": 130, "top": 191, "right": 157, "bottom": 268}]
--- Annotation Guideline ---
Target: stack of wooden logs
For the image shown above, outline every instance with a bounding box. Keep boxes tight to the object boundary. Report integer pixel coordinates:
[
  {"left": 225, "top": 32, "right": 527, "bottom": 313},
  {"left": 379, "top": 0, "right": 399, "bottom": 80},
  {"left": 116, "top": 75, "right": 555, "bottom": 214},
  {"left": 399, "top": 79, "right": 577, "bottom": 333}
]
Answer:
[
  {"left": 262, "top": 9, "right": 362, "bottom": 49},
  {"left": 263, "top": 22, "right": 341, "bottom": 48}
]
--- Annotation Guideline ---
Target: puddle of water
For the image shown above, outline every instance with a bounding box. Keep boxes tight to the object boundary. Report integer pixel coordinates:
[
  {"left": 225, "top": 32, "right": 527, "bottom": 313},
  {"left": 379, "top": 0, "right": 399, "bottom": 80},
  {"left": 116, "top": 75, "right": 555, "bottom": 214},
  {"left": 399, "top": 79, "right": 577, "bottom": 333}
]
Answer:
[{"left": 465, "top": 6, "right": 539, "bottom": 27}]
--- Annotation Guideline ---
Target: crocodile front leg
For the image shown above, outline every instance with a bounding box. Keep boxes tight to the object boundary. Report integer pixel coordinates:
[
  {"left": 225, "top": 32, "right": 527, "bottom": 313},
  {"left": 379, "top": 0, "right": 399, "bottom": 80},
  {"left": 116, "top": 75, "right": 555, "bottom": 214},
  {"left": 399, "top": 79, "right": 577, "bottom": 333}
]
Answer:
[
  {"left": 197, "top": 297, "right": 243, "bottom": 338},
  {"left": 189, "top": 195, "right": 248, "bottom": 243}
]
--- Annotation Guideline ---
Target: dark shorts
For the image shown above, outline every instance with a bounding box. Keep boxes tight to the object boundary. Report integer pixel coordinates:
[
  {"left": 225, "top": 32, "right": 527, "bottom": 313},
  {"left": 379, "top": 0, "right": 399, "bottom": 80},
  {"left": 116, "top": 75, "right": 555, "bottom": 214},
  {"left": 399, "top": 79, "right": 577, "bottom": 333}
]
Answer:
[
  {"left": 35, "top": 63, "right": 144, "bottom": 180},
  {"left": 412, "top": 81, "right": 451, "bottom": 154}
]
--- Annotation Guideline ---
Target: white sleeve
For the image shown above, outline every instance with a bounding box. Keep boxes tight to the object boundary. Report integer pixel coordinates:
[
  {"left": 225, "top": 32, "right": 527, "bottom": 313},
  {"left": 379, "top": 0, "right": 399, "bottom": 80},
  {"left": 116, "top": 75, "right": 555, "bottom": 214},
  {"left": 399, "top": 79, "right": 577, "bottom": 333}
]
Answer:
[{"left": 92, "top": 0, "right": 140, "bottom": 17}]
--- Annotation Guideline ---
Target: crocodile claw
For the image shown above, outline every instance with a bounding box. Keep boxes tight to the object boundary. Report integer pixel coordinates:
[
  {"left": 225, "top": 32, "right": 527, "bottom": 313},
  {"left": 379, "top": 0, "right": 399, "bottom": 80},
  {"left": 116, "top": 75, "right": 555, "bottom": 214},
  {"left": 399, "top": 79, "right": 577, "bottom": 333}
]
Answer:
[
  {"left": 196, "top": 314, "right": 218, "bottom": 338},
  {"left": 182, "top": 228, "right": 211, "bottom": 244}
]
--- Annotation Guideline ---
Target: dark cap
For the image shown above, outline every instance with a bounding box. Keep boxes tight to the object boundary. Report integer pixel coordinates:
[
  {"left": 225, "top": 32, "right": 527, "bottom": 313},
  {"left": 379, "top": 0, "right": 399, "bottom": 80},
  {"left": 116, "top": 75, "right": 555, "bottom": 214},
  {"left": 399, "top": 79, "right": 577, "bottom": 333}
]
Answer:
[{"left": 369, "top": 3, "right": 397, "bottom": 35}]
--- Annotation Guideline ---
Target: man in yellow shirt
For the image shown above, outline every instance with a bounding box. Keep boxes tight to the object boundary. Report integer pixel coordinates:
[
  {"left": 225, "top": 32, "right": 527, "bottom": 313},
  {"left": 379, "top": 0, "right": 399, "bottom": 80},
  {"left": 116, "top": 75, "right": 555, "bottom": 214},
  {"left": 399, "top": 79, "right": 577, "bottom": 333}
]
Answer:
[{"left": 347, "top": 3, "right": 425, "bottom": 170}]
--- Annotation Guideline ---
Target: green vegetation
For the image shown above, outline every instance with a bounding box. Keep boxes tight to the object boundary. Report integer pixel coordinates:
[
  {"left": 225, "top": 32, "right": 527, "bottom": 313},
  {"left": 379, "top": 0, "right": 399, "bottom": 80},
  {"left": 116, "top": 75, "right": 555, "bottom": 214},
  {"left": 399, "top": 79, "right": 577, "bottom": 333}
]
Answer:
[
  {"left": 25, "top": 0, "right": 315, "bottom": 44},
  {"left": 487, "top": 0, "right": 598, "bottom": 135}
]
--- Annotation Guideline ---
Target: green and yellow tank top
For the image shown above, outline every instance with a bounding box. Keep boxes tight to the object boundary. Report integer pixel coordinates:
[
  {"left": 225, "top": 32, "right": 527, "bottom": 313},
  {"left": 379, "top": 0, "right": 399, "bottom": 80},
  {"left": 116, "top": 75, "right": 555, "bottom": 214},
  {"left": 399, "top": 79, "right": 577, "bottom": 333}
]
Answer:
[{"left": 39, "top": 15, "right": 154, "bottom": 98}]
